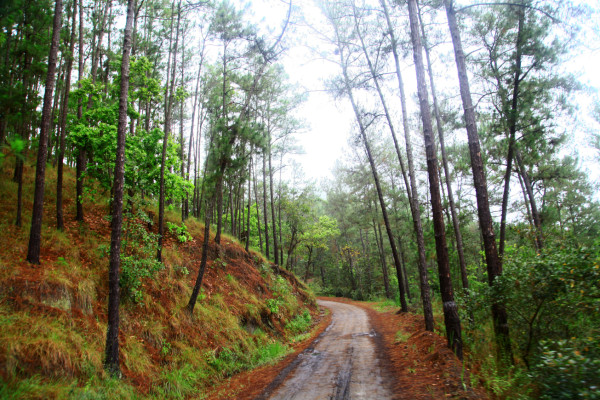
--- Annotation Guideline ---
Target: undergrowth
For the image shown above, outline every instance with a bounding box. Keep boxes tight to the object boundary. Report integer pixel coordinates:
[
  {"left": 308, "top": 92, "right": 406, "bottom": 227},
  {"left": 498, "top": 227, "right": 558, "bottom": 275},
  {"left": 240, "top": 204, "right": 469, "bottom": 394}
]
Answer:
[{"left": 0, "top": 155, "right": 318, "bottom": 399}]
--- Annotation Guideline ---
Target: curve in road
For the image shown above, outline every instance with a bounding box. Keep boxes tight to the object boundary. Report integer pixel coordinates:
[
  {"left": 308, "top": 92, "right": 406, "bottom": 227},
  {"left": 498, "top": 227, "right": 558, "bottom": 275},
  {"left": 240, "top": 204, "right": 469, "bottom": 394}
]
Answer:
[{"left": 257, "top": 299, "right": 395, "bottom": 400}]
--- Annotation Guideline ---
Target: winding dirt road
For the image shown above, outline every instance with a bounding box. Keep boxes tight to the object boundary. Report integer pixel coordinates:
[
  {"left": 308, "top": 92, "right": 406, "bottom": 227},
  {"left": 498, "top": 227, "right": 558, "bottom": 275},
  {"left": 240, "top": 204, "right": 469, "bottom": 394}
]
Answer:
[{"left": 257, "top": 299, "right": 395, "bottom": 400}]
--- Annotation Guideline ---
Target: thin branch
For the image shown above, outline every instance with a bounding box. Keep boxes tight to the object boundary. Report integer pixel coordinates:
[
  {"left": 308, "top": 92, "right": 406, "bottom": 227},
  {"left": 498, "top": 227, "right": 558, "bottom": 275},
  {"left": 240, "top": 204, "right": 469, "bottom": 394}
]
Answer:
[{"left": 456, "top": 2, "right": 560, "bottom": 23}]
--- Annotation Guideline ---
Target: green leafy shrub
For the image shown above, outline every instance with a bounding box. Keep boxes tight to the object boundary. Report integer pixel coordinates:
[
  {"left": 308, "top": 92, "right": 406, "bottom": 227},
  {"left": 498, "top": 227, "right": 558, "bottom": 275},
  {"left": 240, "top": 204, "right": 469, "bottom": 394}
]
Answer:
[
  {"left": 166, "top": 221, "right": 192, "bottom": 243},
  {"left": 535, "top": 337, "right": 600, "bottom": 399},
  {"left": 285, "top": 309, "right": 312, "bottom": 334},
  {"left": 120, "top": 211, "right": 163, "bottom": 303},
  {"left": 265, "top": 298, "right": 281, "bottom": 315}
]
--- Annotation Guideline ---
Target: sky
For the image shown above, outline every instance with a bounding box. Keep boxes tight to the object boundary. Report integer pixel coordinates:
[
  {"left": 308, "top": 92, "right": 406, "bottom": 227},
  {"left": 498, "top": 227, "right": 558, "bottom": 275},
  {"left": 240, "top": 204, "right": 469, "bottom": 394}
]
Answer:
[{"left": 241, "top": 0, "right": 600, "bottom": 186}]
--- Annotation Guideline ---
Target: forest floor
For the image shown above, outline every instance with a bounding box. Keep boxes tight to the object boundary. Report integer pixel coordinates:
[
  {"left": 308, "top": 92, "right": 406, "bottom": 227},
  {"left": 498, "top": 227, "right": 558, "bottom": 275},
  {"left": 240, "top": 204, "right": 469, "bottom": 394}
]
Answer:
[{"left": 209, "top": 297, "right": 489, "bottom": 400}]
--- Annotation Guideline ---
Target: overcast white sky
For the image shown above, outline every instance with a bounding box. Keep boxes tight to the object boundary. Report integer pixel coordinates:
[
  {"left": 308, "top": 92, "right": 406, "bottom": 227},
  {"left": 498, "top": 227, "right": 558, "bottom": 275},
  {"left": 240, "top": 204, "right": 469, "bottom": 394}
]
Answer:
[{"left": 241, "top": 0, "right": 600, "bottom": 185}]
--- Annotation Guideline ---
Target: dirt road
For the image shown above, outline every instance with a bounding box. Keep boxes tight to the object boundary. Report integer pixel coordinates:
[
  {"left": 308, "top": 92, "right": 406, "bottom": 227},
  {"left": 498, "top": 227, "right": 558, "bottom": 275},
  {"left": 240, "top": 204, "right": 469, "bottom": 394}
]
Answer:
[{"left": 257, "top": 299, "right": 395, "bottom": 400}]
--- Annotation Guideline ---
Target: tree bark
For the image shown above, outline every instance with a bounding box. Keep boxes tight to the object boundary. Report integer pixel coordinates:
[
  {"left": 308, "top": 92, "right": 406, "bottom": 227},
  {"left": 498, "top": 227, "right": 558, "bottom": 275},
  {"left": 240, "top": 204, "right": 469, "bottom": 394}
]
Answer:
[
  {"left": 268, "top": 131, "right": 279, "bottom": 264},
  {"left": 408, "top": 0, "right": 462, "bottom": 360},
  {"left": 253, "top": 155, "right": 263, "bottom": 252},
  {"left": 381, "top": 0, "right": 432, "bottom": 327},
  {"left": 417, "top": 0, "right": 468, "bottom": 291},
  {"left": 246, "top": 158, "right": 251, "bottom": 252},
  {"left": 499, "top": 4, "right": 524, "bottom": 260},
  {"left": 374, "top": 218, "right": 391, "bottom": 299},
  {"left": 104, "top": 0, "right": 135, "bottom": 376},
  {"left": 443, "top": 0, "right": 512, "bottom": 364},
  {"left": 185, "top": 33, "right": 207, "bottom": 221},
  {"left": 328, "top": 12, "right": 408, "bottom": 311},
  {"left": 516, "top": 149, "right": 543, "bottom": 250},
  {"left": 26, "top": 0, "right": 63, "bottom": 264},
  {"left": 187, "top": 200, "right": 213, "bottom": 315},
  {"left": 157, "top": 1, "right": 181, "bottom": 261},
  {"left": 75, "top": 0, "right": 85, "bottom": 222},
  {"left": 57, "top": 0, "right": 78, "bottom": 231},
  {"left": 262, "top": 152, "right": 270, "bottom": 258}
]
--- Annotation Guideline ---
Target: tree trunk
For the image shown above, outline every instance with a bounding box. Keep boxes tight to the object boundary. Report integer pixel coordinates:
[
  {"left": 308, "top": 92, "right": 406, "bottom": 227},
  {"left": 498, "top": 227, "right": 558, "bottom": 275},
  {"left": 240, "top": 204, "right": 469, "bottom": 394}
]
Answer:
[
  {"left": 417, "top": 0, "right": 468, "bottom": 291},
  {"left": 499, "top": 4, "right": 525, "bottom": 260},
  {"left": 516, "top": 149, "right": 543, "bottom": 250},
  {"left": 374, "top": 218, "right": 391, "bottom": 299},
  {"left": 185, "top": 34, "right": 206, "bottom": 221},
  {"left": 268, "top": 132, "right": 279, "bottom": 265},
  {"left": 15, "top": 52, "right": 32, "bottom": 228},
  {"left": 304, "top": 246, "right": 313, "bottom": 281},
  {"left": 57, "top": 0, "right": 78, "bottom": 231},
  {"left": 75, "top": 0, "right": 85, "bottom": 222},
  {"left": 380, "top": 0, "right": 432, "bottom": 325},
  {"left": 408, "top": 0, "right": 462, "bottom": 359},
  {"left": 443, "top": 0, "right": 512, "bottom": 364},
  {"left": 253, "top": 155, "right": 263, "bottom": 252},
  {"left": 330, "top": 15, "right": 407, "bottom": 310},
  {"left": 157, "top": 1, "right": 180, "bottom": 261},
  {"left": 262, "top": 152, "right": 270, "bottom": 258},
  {"left": 187, "top": 200, "right": 213, "bottom": 315},
  {"left": 26, "top": 0, "right": 63, "bottom": 264},
  {"left": 246, "top": 158, "right": 251, "bottom": 252},
  {"left": 104, "top": 0, "right": 134, "bottom": 377}
]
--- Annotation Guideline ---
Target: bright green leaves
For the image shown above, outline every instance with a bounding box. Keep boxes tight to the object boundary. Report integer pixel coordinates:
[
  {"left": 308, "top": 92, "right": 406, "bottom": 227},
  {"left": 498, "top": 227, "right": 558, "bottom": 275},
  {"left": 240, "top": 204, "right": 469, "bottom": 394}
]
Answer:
[
  {"left": 492, "top": 241, "right": 600, "bottom": 370},
  {"left": 166, "top": 221, "right": 193, "bottom": 243},
  {"left": 301, "top": 215, "right": 340, "bottom": 251},
  {"left": 120, "top": 210, "right": 164, "bottom": 304},
  {"left": 536, "top": 336, "right": 600, "bottom": 400}
]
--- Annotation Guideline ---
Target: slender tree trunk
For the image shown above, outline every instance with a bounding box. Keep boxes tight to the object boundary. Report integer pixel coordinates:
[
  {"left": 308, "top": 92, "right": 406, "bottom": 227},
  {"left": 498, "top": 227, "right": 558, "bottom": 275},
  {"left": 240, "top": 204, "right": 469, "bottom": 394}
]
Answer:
[
  {"left": 88, "top": 0, "right": 110, "bottom": 105},
  {"left": 157, "top": 1, "right": 180, "bottom": 261},
  {"left": 330, "top": 16, "right": 407, "bottom": 310},
  {"left": 515, "top": 150, "right": 543, "bottom": 250},
  {"left": 185, "top": 34, "right": 206, "bottom": 221},
  {"left": 398, "top": 237, "right": 411, "bottom": 301},
  {"left": 187, "top": 200, "right": 213, "bottom": 315},
  {"left": 417, "top": 0, "right": 468, "bottom": 290},
  {"left": 26, "top": 0, "right": 63, "bottom": 264},
  {"left": 278, "top": 152, "right": 284, "bottom": 265},
  {"left": 304, "top": 246, "right": 313, "bottom": 281},
  {"left": 15, "top": 52, "right": 32, "bottom": 228},
  {"left": 262, "top": 152, "right": 270, "bottom": 258},
  {"left": 104, "top": 0, "right": 135, "bottom": 376},
  {"left": 381, "top": 0, "right": 432, "bottom": 326},
  {"left": 253, "top": 156, "right": 263, "bottom": 252},
  {"left": 75, "top": 0, "right": 85, "bottom": 222},
  {"left": 268, "top": 132, "right": 279, "bottom": 264},
  {"left": 246, "top": 159, "right": 251, "bottom": 252},
  {"left": 352, "top": 3, "right": 412, "bottom": 202},
  {"left": 374, "top": 218, "right": 391, "bottom": 299},
  {"left": 443, "top": 0, "right": 512, "bottom": 364},
  {"left": 517, "top": 164, "right": 534, "bottom": 227},
  {"left": 499, "top": 4, "right": 524, "bottom": 260},
  {"left": 390, "top": 175, "right": 412, "bottom": 301},
  {"left": 57, "top": 0, "right": 78, "bottom": 231},
  {"left": 408, "top": 0, "right": 462, "bottom": 359}
]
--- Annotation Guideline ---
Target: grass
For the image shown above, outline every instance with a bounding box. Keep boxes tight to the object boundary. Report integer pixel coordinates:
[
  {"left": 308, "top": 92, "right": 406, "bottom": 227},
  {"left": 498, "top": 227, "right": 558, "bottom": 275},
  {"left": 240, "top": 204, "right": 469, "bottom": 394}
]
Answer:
[
  {"left": 395, "top": 329, "right": 411, "bottom": 343},
  {"left": 0, "top": 154, "right": 318, "bottom": 398}
]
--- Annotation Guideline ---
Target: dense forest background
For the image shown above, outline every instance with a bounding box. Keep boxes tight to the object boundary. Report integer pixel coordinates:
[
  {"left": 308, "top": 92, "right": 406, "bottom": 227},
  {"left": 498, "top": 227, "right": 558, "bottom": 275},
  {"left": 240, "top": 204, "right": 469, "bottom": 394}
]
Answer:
[{"left": 1, "top": 0, "right": 599, "bottom": 397}]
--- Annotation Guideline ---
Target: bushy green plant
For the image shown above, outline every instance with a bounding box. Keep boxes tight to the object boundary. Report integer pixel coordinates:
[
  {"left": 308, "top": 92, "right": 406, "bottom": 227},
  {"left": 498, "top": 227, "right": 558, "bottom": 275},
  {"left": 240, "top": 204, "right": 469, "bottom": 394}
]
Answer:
[
  {"left": 495, "top": 242, "right": 600, "bottom": 367},
  {"left": 253, "top": 342, "right": 288, "bottom": 365},
  {"left": 166, "top": 221, "right": 192, "bottom": 243},
  {"left": 535, "top": 337, "right": 600, "bottom": 399},
  {"left": 265, "top": 298, "right": 281, "bottom": 315},
  {"left": 285, "top": 309, "right": 312, "bottom": 334},
  {"left": 120, "top": 211, "right": 163, "bottom": 303}
]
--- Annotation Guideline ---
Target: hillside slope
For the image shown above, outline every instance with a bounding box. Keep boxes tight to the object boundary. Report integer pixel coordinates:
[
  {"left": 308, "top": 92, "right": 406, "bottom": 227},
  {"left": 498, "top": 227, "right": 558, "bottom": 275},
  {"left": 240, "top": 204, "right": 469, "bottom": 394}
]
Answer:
[{"left": 0, "top": 156, "right": 318, "bottom": 399}]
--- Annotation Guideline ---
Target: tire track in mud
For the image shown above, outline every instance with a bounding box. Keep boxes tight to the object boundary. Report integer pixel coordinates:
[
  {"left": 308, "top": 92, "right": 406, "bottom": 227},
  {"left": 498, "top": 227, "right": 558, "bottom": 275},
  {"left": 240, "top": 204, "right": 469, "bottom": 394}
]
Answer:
[{"left": 255, "top": 300, "right": 395, "bottom": 400}]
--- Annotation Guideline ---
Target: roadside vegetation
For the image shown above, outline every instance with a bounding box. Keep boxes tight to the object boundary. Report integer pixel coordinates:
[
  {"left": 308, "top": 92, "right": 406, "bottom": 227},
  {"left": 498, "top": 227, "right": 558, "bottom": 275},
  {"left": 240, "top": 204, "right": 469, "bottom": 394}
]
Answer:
[{"left": 0, "top": 159, "right": 318, "bottom": 399}]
